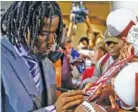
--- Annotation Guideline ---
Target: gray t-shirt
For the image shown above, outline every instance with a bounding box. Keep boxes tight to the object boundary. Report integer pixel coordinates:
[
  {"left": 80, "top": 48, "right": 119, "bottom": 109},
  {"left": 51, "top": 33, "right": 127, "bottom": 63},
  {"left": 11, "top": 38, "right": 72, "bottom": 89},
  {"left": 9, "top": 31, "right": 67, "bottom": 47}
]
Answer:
[{"left": 79, "top": 54, "right": 115, "bottom": 89}]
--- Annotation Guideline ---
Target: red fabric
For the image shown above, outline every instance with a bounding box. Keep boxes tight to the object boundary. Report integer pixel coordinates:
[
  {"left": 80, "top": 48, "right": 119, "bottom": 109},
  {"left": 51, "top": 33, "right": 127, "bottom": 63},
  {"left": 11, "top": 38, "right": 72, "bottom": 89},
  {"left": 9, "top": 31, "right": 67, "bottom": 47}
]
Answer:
[
  {"left": 117, "top": 21, "right": 135, "bottom": 37},
  {"left": 82, "top": 66, "right": 95, "bottom": 81}
]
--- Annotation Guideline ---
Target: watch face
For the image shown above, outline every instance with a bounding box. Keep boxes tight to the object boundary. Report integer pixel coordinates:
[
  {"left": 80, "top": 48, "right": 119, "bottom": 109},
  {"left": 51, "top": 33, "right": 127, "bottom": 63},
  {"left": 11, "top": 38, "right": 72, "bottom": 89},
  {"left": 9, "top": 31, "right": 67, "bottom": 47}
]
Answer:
[{"left": 127, "top": 25, "right": 138, "bottom": 46}]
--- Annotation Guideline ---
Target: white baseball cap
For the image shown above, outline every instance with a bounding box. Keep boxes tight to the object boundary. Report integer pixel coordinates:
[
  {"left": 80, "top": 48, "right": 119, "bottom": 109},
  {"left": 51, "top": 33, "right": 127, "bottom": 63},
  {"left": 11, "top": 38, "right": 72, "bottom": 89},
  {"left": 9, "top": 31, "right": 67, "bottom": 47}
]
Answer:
[
  {"left": 114, "top": 62, "right": 138, "bottom": 108},
  {"left": 106, "top": 8, "right": 137, "bottom": 37},
  {"left": 127, "top": 24, "right": 138, "bottom": 46},
  {"left": 127, "top": 24, "right": 138, "bottom": 56}
]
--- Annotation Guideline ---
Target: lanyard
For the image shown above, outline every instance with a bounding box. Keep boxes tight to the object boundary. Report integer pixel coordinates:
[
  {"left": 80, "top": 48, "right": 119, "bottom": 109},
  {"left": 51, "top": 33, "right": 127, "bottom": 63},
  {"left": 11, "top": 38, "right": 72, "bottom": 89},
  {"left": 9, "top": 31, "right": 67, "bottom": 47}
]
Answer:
[{"left": 86, "top": 55, "right": 134, "bottom": 102}]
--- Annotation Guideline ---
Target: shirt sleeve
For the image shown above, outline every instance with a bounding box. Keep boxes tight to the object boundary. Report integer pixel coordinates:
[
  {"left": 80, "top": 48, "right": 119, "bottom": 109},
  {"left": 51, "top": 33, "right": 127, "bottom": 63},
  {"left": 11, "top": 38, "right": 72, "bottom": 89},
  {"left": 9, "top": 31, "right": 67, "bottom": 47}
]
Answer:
[
  {"left": 45, "top": 105, "right": 56, "bottom": 112},
  {"left": 32, "top": 105, "right": 56, "bottom": 112}
]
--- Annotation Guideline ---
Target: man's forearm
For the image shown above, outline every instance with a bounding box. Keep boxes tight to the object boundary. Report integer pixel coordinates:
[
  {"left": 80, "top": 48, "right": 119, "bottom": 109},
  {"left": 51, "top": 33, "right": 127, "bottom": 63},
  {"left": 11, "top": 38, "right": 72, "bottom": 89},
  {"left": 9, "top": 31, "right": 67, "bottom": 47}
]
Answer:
[
  {"left": 85, "top": 20, "right": 95, "bottom": 48},
  {"left": 67, "top": 22, "right": 74, "bottom": 39}
]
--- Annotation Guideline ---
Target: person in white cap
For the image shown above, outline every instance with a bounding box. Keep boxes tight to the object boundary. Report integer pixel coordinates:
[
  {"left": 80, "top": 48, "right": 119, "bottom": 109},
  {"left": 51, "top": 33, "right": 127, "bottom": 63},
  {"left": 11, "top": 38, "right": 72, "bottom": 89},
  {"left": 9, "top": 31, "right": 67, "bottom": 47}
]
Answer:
[
  {"left": 106, "top": 8, "right": 137, "bottom": 37},
  {"left": 119, "top": 24, "right": 138, "bottom": 62},
  {"left": 75, "top": 62, "right": 138, "bottom": 112},
  {"left": 80, "top": 35, "right": 126, "bottom": 90},
  {"left": 106, "top": 8, "right": 138, "bottom": 59},
  {"left": 75, "top": 8, "right": 138, "bottom": 112}
]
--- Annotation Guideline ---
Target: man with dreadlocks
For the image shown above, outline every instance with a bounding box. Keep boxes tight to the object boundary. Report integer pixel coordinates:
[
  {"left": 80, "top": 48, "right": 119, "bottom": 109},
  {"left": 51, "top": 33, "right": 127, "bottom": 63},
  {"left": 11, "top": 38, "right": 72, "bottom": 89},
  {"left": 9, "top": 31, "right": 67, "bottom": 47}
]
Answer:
[{"left": 1, "top": 1, "right": 84, "bottom": 112}]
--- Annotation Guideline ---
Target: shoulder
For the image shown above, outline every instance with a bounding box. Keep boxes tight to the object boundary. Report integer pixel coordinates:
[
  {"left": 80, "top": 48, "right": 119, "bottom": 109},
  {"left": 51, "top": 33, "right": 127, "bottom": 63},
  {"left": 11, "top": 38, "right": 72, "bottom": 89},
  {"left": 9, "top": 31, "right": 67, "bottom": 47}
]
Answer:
[
  {"left": 72, "top": 48, "right": 79, "bottom": 54},
  {"left": 96, "top": 54, "right": 109, "bottom": 68}
]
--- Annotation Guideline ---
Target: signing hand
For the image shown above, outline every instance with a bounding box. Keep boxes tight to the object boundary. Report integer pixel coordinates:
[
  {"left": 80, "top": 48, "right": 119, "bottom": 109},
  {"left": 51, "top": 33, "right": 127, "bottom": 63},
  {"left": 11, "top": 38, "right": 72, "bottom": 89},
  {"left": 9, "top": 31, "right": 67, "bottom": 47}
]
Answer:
[{"left": 55, "top": 90, "right": 84, "bottom": 112}]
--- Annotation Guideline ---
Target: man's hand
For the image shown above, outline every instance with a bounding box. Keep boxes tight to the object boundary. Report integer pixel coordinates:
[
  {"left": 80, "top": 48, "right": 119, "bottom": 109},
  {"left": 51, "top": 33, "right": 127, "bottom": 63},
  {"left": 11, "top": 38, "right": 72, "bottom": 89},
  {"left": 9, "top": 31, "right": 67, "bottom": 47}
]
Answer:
[
  {"left": 119, "top": 44, "right": 138, "bottom": 62},
  {"left": 55, "top": 90, "right": 84, "bottom": 112},
  {"left": 83, "top": 82, "right": 93, "bottom": 92},
  {"left": 119, "top": 44, "right": 133, "bottom": 60},
  {"left": 84, "top": 15, "right": 95, "bottom": 49}
]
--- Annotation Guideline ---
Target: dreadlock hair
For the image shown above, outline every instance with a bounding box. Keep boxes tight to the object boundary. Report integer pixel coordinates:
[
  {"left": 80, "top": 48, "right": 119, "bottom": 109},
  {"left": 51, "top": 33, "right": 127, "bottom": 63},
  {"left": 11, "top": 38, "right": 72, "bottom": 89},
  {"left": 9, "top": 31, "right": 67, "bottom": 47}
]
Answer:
[{"left": 1, "top": 1, "right": 63, "bottom": 51}]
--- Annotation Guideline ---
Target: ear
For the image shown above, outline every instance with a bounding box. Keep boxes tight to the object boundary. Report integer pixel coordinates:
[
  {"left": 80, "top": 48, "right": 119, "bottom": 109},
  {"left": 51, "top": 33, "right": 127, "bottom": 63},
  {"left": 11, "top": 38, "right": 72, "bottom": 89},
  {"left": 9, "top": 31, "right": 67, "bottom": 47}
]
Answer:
[{"left": 99, "top": 51, "right": 104, "bottom": 57}]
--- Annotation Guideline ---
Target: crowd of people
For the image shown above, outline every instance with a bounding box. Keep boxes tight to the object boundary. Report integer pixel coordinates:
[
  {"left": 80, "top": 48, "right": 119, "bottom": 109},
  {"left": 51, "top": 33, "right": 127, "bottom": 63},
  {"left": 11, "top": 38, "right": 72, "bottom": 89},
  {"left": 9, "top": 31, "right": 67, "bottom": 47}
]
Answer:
[{"left": 1, "top": 1, "right": 138, "bottom": 112}]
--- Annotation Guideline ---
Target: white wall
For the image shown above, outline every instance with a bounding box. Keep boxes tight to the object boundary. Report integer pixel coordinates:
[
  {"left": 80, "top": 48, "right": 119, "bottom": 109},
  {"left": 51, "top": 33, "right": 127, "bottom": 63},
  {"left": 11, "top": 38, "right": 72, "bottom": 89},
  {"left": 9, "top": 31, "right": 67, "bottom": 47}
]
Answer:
[
  {"left": 1, "top": 1, "right": 13, "bottom": 9},
  {"left": 112, "top": 1, "right": 138, "bottom": 15}
]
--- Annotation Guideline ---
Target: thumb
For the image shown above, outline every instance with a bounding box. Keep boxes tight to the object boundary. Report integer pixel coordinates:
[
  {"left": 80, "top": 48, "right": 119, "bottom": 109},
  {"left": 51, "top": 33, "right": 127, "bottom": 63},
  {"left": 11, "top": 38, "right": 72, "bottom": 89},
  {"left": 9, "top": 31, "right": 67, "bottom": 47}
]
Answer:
[
  {"left": 109, "top": 95, "right": 120, "bottom": 111},
  {"left": 128, "top": 45, "right": 134, "bottom": 56},
  {"left": 83, "top": 83, "right": 93, "bottom": 92}
]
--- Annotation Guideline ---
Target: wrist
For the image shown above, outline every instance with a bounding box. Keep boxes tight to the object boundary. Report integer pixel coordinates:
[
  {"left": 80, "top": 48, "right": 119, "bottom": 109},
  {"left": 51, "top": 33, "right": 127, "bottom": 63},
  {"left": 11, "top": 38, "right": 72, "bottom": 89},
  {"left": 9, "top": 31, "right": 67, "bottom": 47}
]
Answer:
[
  {"left": 69, "top": 21, "right": 74, "bottom": 26},
  {"left": 85, "top": 20, "right": 91, "bottom": 24}
]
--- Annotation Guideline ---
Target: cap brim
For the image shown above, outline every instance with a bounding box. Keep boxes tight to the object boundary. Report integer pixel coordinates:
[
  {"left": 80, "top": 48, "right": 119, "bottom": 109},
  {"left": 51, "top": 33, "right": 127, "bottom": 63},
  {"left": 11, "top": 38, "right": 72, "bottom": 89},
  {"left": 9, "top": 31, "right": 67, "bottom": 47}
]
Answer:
[{"left": 104, "top": 36, "right": 119, "bottom": 43}]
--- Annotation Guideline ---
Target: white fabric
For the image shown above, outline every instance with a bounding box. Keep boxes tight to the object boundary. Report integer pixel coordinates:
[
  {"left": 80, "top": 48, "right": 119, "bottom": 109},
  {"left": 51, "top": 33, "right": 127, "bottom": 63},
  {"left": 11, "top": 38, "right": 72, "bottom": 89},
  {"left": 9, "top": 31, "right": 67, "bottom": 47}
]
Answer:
[
  {"left": 82, "top": 101, "right": 96, "bottom": 112},
  {"left": 127, "top": 24, "right": 138, "bottom": 46},
  {"left": 114, "top": 62, "right": 138, "bottom": 106},
  {"left": 45, "top": 105, "right": 56, "bottom": 112},
  {"left": 106, "top": 8, "right": 137, "bottom": 36},
  {"left": 127, "top": 24, "right": 138, "bottom": 56},
  {"left": 85, "top": 59, "right": 92, "bottom": 67},
  {"left": 78, "top": 49, "right": 94, "bottom": 57},
  {"left": 77, "top": 43, "right": 86, "bottom": 50}
]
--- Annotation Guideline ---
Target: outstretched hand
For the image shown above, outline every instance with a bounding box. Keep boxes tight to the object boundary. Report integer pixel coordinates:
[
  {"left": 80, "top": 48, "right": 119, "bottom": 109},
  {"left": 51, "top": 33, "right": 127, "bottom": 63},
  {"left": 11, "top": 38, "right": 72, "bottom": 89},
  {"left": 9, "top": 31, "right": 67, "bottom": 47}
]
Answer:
[
  {"left": 70, "top": 13, "right": 75, "bottom": 22},
  {"left": 108, "top": 95, "right": 120, "bottom": 111},
  {"left": 119, "top": 44, "right": 133, "bottom": 60},
  {"left": 119, "top": 44, "right": 138, "bottom": 62},
  {"left": 84, "top": 16, "right": 90, "bottom": 23},
  {"left": 95, "top": 85, "right": 115, "bottom": 106},
  {"left": 93, "top": 85, "right": 120, "bottom": 112}
]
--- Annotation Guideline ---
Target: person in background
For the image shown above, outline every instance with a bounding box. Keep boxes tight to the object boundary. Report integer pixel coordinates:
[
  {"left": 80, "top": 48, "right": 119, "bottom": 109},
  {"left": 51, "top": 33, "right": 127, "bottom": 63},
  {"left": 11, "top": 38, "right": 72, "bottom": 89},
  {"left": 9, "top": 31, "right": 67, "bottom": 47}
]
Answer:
[
  {"left": 67, "top": 14, "right": 95, "bottom": 49},
  {"left": 60, "top": 38, "right": 75, "bottom": 89},
  {"left": 61, "top": 23, "right": 68, "bottom": 43},
  {"left": 81, "top": 35, "right": 126, "bottom": 90},
  {"left": 92, "top": 32, "right": 104, "bottom": 47},
  {"left": 78, "top": 8, "right": 138, "bottom": 112},
  {"left": 92, "top": 42, "right": 108, "bottom": 65},
  {"left": 77, "top": 37, "right": 90, "bottom": 50},
  {"left": 1, "top": 2, "right": 84, "bottom": 112},
  {"left": 80, "top": 42, "right": 107, "bottom": 90},
  {"left": 106, "top": 8, "right": 138, "bottom": 61}
]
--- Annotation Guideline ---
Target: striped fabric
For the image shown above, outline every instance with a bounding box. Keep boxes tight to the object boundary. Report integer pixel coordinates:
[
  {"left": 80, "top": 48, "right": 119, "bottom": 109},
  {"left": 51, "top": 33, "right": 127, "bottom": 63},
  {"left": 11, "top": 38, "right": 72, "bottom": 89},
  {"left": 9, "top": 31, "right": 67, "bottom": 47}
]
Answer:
[
  {"left": 23, "top": 55, "right": 41, "bottom": 91},
  {"left": 14, "top": 45, "right": 41, "bottom": 92}
]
